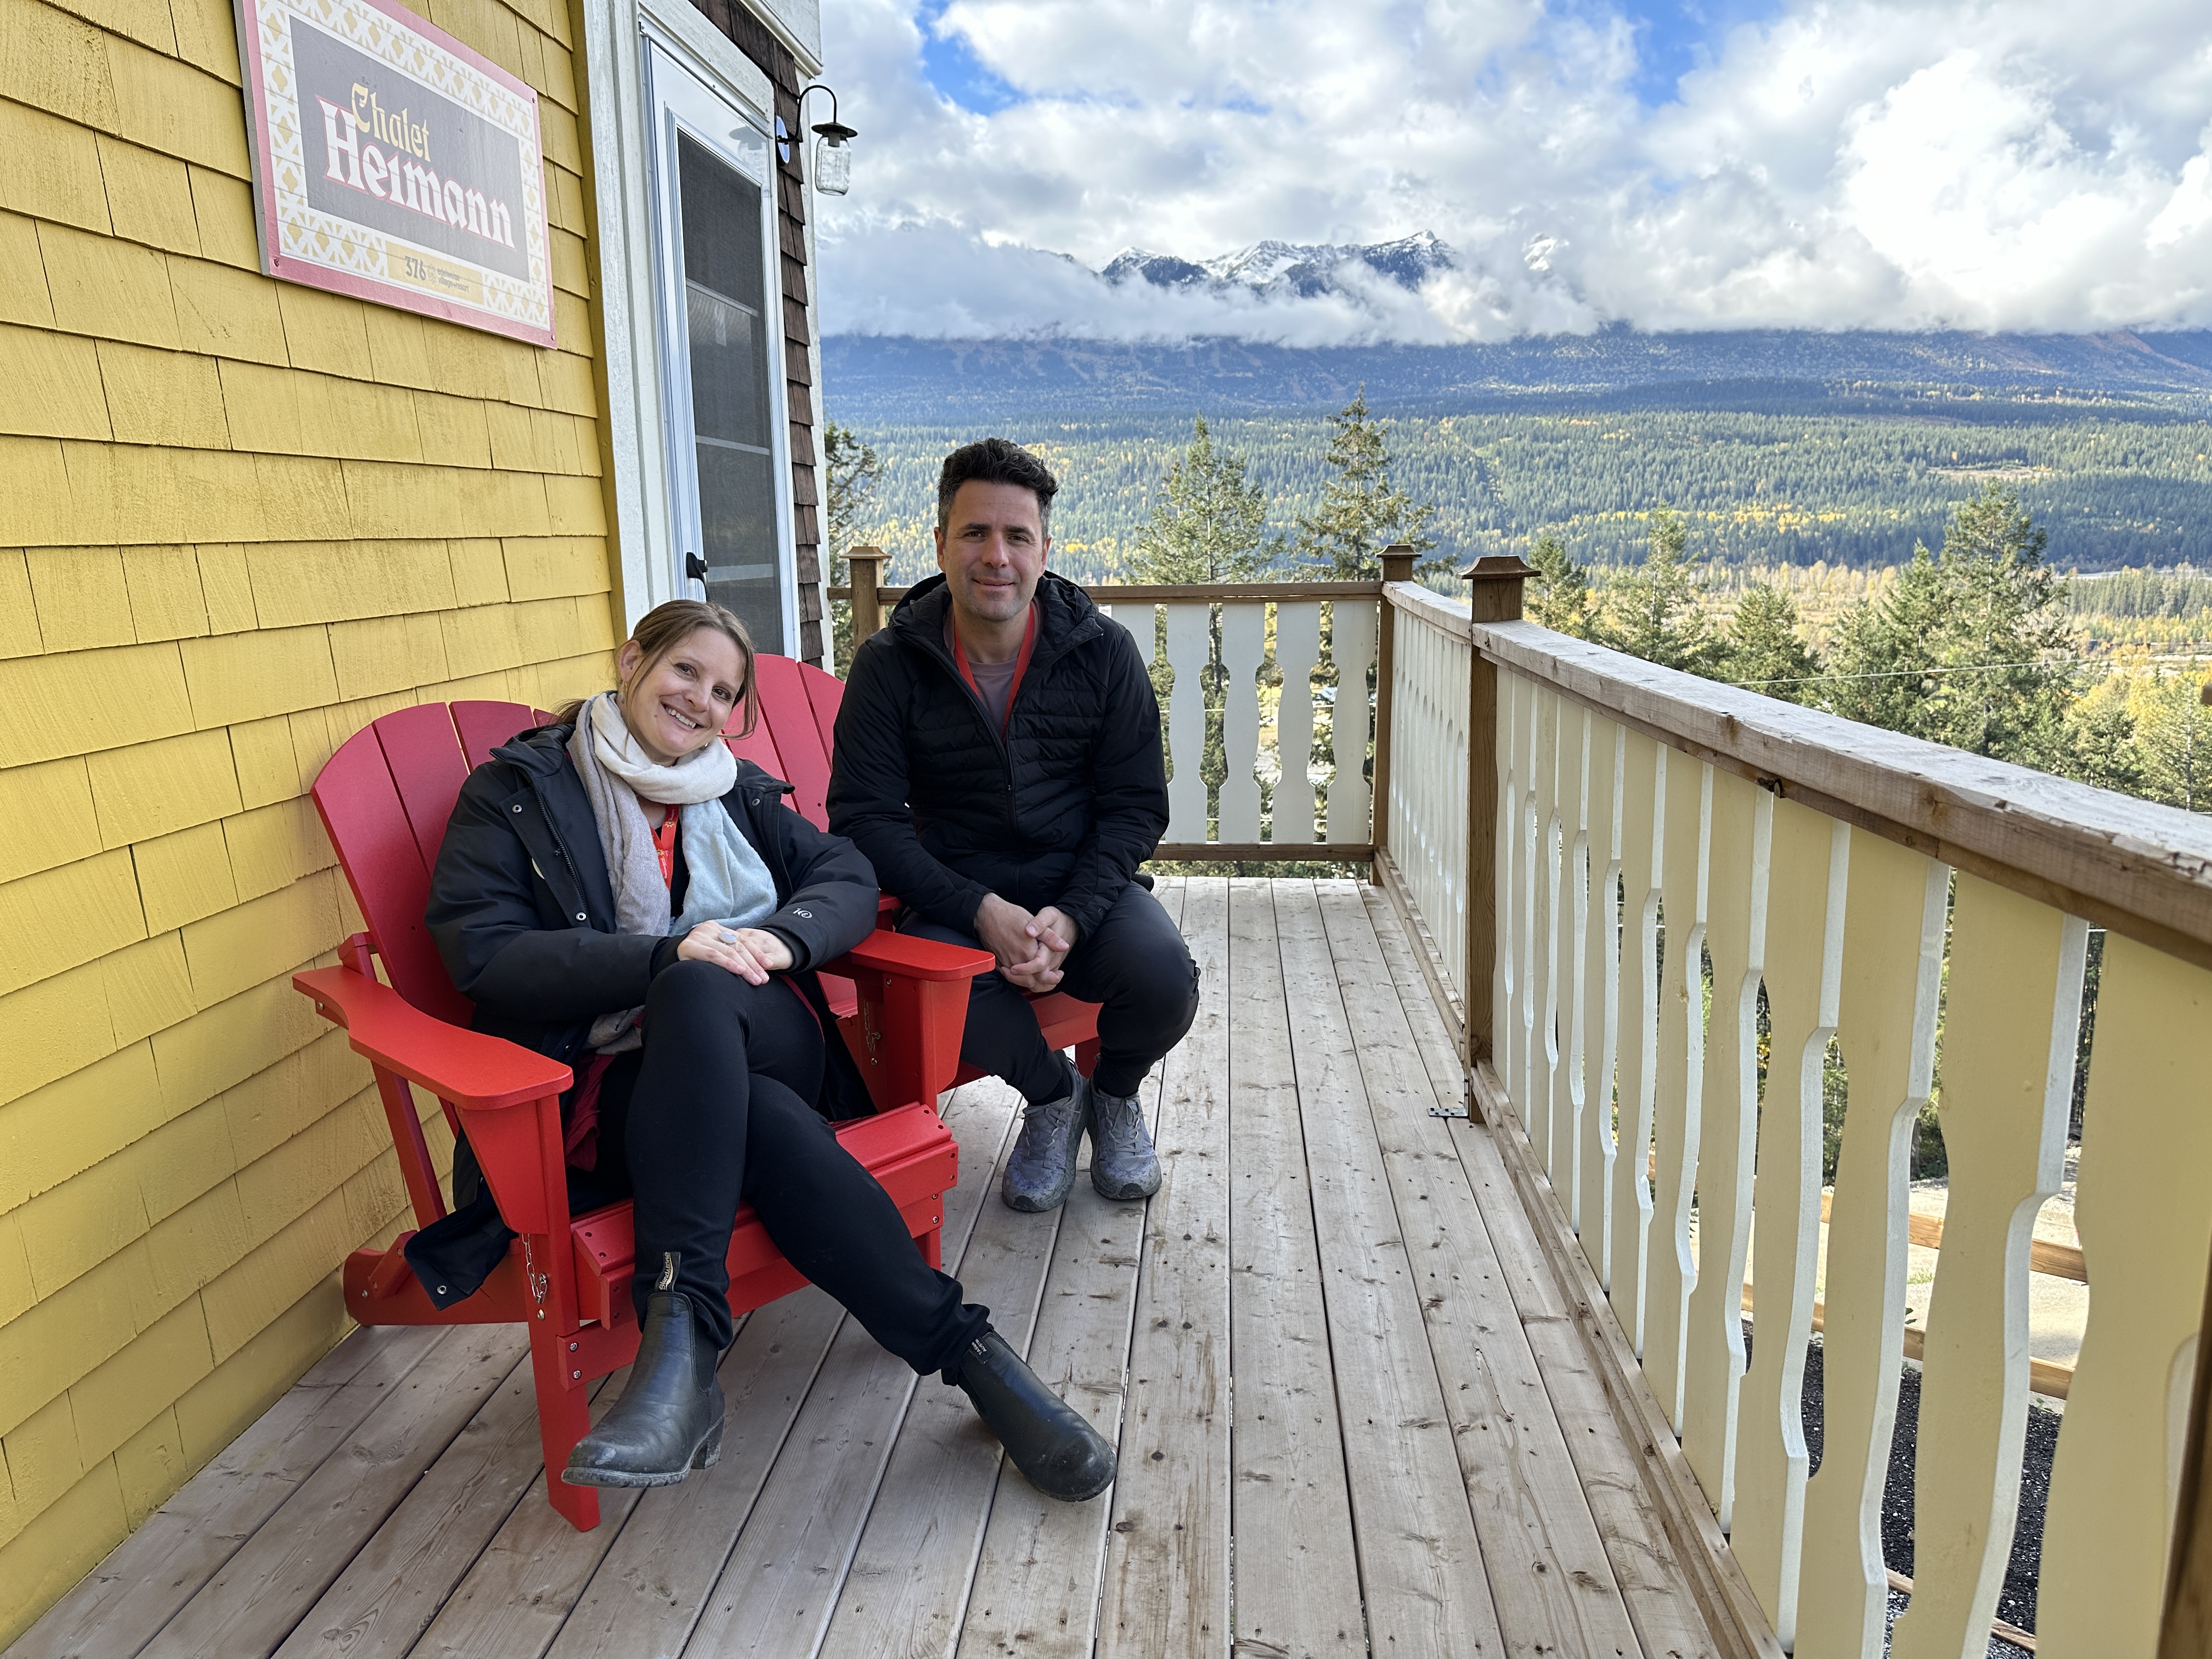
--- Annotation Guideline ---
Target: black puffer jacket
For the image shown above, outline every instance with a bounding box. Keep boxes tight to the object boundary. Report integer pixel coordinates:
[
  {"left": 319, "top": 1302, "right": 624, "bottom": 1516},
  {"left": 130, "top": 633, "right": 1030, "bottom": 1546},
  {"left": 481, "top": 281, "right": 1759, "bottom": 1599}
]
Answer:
[
  {"left": 827, "top": 572, "right": 1167, "bottom": 935},
  {"left": 426, "top": 721, "right": 879, "bottom": 1093}
]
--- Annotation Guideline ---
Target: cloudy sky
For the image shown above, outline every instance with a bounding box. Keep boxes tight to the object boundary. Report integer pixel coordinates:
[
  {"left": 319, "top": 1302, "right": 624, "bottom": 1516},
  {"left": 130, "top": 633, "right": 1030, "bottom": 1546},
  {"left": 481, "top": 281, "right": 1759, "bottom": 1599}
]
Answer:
[{"left": 810, "top": 0, "right": 2212, "bottom": 342}]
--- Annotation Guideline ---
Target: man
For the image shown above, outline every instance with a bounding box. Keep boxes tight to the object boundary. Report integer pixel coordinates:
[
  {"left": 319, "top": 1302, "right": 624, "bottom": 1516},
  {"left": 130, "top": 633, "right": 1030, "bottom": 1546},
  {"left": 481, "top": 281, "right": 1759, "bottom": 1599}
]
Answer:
[{"left": 830, "top": 437, "right": 1199, "bottom": 1211}]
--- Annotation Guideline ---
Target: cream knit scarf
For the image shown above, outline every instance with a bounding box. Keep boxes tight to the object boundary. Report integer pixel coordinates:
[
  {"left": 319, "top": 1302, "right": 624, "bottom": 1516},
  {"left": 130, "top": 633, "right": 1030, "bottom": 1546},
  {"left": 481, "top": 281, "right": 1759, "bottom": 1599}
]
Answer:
[{"left": 567, "top": 692, "right": 776, "bottom": 1051}]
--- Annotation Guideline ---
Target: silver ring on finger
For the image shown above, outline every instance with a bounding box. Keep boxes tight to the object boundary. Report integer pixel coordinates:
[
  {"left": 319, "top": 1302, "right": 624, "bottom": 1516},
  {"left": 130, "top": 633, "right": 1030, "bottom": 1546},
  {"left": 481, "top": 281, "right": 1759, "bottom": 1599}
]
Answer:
[{"left": 719, "top": 928, "right": 737, "bottom": 945}]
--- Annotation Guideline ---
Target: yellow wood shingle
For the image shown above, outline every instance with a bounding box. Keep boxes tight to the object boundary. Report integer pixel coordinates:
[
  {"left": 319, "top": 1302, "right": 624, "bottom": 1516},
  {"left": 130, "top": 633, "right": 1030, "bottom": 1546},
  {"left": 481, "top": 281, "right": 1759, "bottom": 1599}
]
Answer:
[
  {"left": 0, "top": 756, "right": 101, "bottom": 884},
  {"left": 0, "top": 1041, "right": 161, "bottom": 1211},
  {"left": 1, "top": 0, "right": 122, "bottom": 132},
  {"left": 97, "top": 338, "right": 231, "bottom": 448},
  {"left": 0, "top": 212, "right": 58, "bottom": 328},
  {"left": 133, "top": 820, "right": 239, "bottom": 933},
  {"left": 86, "top": 725, "right": 242, "bottom": 845},
  {"left": 121, "top": 543, "right": 211, "bottom": 641},
  {"left": 99, "top": 930, "right": 195, "bottom": 1046},
  {"left": 0, "top": 961, "right": 118, "bottom": 1111},
  {"left": 113, "top": 1409, "right": 187, "bottom": 1528},
  {"left": 24, "top": 544, "right": 133, "bottom": 651},
  {"left": 170, "top": 256, "right": 287, "bottom": 365},
  {"left": 166, "top": 0, "right": 239, "bottom": 84},
  {"left": 95, "top": 135, "right": 200, "bottom": 256},
  {"left": 0, "top": 97, "right": 112, "bottom": 234},
  {"left": 0, "top": 848, "right": 149, "bottom": 997},
  {"left": 38, "top": 221, "right": 176, "bottom": 347},
  {"left": 178, "top": 869, "right": 338, "bottom": 1006},
  {"left": 0, "top": 326, "right": 115, "bottom": 442},
  {"left": 222, "top": 797, "right": 333, "bottom": 899},
  {"left": 102, "top": 33, "right": 250, "bottom": 177}
]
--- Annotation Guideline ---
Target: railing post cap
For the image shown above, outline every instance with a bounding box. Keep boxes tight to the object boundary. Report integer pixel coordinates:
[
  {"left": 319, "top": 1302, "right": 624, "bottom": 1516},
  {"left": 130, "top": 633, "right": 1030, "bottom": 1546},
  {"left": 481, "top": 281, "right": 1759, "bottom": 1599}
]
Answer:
[
  {"left": 1380, "top": 545, "right": 1419, "bottom": 582},
  {"left": 847, "top": 546, "right": 888, "bottom": 564},
  {"left": 1461, "top": 555, "right": 1536, "bottom": 582}
]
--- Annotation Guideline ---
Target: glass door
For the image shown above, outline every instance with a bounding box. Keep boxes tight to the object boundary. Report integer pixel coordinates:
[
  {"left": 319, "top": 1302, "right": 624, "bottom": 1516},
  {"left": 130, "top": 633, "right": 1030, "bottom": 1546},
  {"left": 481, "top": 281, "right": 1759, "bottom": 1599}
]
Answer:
[{"left": 645, "top": 41, "right": 792, "bottom": 653}]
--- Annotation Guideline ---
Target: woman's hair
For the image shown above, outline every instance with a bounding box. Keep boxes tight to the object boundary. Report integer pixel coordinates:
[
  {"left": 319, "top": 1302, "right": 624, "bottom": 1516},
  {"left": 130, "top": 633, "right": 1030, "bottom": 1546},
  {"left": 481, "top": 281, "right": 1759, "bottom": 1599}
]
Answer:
[{"left": 555, "top": 599, "right": 759, "bottom": 739}]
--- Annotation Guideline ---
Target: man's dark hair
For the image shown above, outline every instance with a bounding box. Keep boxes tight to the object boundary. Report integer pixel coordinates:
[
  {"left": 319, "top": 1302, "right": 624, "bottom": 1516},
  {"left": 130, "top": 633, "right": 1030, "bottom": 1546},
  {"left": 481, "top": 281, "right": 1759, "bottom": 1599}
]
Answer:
[{"left": 936, "top": 437, "right": 1059, "bottom": 538}]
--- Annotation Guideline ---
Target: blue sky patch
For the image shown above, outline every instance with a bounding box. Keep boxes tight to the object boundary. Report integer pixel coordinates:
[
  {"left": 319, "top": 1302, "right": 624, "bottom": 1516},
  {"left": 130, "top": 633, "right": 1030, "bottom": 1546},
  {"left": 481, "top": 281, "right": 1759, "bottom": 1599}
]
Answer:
[
  {"left": 1611, "top": 0, "right": 1787, "bottom": 104},
  {"left": 918, "top": 5, "right": 1025, "bottom": 114}
]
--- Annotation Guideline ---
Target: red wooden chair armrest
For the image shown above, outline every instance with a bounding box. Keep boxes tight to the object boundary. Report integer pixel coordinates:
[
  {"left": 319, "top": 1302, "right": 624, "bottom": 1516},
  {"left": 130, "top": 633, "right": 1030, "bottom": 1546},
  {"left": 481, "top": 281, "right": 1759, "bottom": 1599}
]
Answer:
[
  {"left": 294, "top": 964, "right": 572, "bottom": 1110},
  {"left": 827, "top": 930, "right": 993, "bottom": 982}
]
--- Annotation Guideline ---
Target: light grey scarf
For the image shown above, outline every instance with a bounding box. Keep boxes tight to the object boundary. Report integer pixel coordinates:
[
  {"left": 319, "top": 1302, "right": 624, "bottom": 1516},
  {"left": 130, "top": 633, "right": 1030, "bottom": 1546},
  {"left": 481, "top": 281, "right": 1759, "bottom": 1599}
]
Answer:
[{"left": 568, "top": 693, "right": 779, "bottom": 1052}]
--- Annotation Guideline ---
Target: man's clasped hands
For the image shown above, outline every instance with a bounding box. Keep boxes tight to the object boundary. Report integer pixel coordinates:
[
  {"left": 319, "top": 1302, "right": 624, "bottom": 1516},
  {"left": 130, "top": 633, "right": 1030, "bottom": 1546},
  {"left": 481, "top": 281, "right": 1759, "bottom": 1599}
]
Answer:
[{"left": 974, "top": 892, "right": 1081, "bottom": 992}]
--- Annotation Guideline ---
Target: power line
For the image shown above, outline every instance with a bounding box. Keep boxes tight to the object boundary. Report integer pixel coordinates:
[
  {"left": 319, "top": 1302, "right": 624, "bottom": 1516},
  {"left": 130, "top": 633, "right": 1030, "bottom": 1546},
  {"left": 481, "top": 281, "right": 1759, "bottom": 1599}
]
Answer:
[{"left": 1733, "top": 653, "right": 2210, "bottom": 689}]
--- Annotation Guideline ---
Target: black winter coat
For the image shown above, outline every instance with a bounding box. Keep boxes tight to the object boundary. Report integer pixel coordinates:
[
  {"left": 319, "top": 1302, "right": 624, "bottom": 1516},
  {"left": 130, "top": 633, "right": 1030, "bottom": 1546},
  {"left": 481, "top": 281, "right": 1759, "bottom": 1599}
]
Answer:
[
  {"left": 426, "top": 721, "right": 881, "bottom": 1108},
  {"left": 827, "top": 572, "right": 1168, "bottom": 936}
]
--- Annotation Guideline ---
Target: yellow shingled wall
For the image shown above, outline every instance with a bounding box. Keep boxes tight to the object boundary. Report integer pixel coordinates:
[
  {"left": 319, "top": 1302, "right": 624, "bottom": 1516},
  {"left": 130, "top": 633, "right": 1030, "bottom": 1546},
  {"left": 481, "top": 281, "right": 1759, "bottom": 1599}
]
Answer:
[{"left": 0, "top": 0, "right": 619, "bottom": 1636}]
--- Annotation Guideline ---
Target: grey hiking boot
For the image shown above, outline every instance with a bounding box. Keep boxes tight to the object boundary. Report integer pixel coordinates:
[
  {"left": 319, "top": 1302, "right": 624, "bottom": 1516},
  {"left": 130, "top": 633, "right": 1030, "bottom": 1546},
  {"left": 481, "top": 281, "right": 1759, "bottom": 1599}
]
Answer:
[
  {"left": 1002, "top": 1076, "right": 1086, "bottom": 1211},
  {"left": 1086, "top": 1083, "right": 1161, "bottom": 1201}
]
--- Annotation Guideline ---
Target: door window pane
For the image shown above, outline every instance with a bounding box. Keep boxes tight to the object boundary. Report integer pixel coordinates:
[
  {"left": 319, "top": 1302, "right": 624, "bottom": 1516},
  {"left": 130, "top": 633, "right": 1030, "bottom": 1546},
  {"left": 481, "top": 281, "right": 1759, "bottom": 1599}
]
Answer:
[{"left": 675, "top": 131, "right": 781, "bottom": 652}]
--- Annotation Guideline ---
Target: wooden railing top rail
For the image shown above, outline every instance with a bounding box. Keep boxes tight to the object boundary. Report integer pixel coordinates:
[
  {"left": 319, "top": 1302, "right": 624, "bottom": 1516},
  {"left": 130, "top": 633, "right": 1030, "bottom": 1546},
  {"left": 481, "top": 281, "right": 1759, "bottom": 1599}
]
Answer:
[
  {"left": 1464, "top": 612, "right": 2212, "bottom": 971},
  {"left": 827, "top": 579, "right": 1386, "bottom": 605}
]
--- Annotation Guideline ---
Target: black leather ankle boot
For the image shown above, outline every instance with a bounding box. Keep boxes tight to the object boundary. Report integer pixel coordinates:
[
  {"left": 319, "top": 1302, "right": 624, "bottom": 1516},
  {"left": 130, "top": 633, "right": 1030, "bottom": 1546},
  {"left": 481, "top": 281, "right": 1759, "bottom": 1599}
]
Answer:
[
  {"left": 951, "top": 1329, "right": 1117, "bottom": 1502},
  {"left": 563, "top": 1290, "right": 725, "bottom": 1488}
]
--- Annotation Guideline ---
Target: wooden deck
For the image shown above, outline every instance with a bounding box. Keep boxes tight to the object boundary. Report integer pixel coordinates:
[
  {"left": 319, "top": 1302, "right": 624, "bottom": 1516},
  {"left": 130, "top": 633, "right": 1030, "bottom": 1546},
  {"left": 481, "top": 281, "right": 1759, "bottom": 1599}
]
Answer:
[{"left": 12, "top": 878, "right": 1743, "bottom": 1659}]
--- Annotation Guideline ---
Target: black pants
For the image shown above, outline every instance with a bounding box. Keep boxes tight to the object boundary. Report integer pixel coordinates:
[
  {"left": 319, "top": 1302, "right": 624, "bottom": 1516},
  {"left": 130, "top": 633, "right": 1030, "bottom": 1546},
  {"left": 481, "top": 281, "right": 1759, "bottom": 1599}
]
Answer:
[
  {"left": 904, "top": 882, "right": 1200, "bottom": 1102},
  {"left": 580, "top": 960, "right": 990, "bottom": 1363}
]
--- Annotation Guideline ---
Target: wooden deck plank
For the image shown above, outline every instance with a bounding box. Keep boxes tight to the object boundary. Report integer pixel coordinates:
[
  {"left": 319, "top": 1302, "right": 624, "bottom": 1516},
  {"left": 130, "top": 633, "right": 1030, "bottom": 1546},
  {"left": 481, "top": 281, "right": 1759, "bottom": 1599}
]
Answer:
[
  {"left": 10, "top": 1325, "right": 447, "bottom": 1659},
  {"left": 536, "top": 1293, "right": 845, "bottom": 1659},
  {"left": 1331, "top": 882, "right": 1645, "bottom": 1658},
  {"left": 1220, "top": 876, "right": 1365, "bottom": 1658},
  {"left": 1094, "top": 877, "right": 1232, "bottom": 1659},
  {"left": 811, "top": 1144, "right": 1065, "bottom": 1655},
  {"left": 140, "top": 1326, "right": 529, "bottom": 1659},
  {"left": 1270, "top": 879, "right": 1504, "bottom": 1657},
  {"left": 406, "top": 1374, "right": 641, "bottom": 1659},
  {"left": 1361, "top": 885, "right": 1727, "bottom": 1659},
  {"left": 272, "top": 1349, "right": 552, "bottom": 1658},
  {"left": 672, "top": 1081, "right": 1022, "bottom": 1659},
  {"left": 952, "top": 883, "right": 1188, "bottom": 1659}
]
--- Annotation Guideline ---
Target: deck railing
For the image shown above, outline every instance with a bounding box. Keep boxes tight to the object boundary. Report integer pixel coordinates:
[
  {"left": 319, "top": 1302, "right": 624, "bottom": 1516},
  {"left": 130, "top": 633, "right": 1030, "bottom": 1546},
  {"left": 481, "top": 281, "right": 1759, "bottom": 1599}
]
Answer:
[{"left": 836, "top": 543, "right": 2212, "bottom": 1659}]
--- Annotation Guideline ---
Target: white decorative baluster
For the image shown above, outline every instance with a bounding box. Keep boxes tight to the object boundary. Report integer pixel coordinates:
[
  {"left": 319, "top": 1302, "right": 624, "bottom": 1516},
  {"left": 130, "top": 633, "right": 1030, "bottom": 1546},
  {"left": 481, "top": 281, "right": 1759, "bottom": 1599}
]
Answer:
[
  {"left": 1797, "top": 836, "right": 1949, "bottom": 1659},
  {"left": 1325, "top": 596, "right": 1377, "bottom": 845},
  {"left": 1891, "top": 876, "right": 2085, "bottom": 1659},
  {"left": 1577, "top": 717, "right": 1624, "bottom": 1284},
  {"left": 1609, "top": 733, "right": 1664, "bottom": 1355},
  {"left": 1162, "top": 602, "right": 1210, "bottom": 843},
  {"left": 1216, "top": 601, "right": 1266, "bottom": 843},
  {"left": 1496, "top": 670, "right": 1525, "bottom": 1097},
  {"left": 1644, "top": 757, "right": 1713, "bottom": 1430},
  {"left": 1523, "top": 687, "right": 1562, "bottom": 1161},
  {"left": 1274, "top": 601, "right": 1322, "bottom": 847},
  {"left": 1734, "top": 805, "right": 1849, "bottom": 1651},
  {"left": 2039, "top": 935, "right": 2212, "bottom": 1659},
  {"left": 1682, "top": 770, "right": 1773, "bottom": 1528},
  {"left": 1550, "top": 705, "right": 1590, "bottom": 1195}
]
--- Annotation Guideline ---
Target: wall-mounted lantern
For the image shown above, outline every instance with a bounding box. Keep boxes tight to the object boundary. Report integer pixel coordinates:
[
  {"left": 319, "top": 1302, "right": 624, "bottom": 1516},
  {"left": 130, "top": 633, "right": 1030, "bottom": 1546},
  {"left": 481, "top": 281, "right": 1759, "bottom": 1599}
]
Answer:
[{"left": 797, "top": 84, "right": 857, "bottom": 196}]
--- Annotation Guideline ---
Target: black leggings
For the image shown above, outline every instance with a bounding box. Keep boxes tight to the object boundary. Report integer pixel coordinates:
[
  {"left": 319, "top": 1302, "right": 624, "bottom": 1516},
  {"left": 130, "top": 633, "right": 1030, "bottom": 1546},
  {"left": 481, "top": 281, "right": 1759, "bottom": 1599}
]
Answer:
[
  {"left": 904, "top": 881, "right": 1200, "bottom": 1102},
  {"left": 584, "top": 960, "right": 989, "bottom": 1363}
]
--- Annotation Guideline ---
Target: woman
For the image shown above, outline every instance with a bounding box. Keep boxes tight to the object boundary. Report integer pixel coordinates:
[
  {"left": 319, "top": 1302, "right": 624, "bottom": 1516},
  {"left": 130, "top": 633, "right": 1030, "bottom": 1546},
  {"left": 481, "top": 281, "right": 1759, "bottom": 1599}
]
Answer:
[{"left": 424, "top": 599, "right": 1114, "bottom": 1500}]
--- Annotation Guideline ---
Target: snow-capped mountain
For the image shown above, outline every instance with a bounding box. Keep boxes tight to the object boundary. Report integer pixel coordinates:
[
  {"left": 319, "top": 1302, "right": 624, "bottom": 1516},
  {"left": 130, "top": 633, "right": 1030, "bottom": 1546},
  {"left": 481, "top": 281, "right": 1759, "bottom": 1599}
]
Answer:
[{"left": 1102, "top": 232, "right": 1455, "bottom": 299}]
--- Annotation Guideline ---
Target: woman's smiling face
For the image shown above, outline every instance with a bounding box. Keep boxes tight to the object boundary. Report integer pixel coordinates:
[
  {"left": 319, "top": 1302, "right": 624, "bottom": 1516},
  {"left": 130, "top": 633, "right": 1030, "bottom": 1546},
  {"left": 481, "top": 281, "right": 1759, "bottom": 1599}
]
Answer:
[{"left": 617, "top": 626, "right": 746, "bottom": 764}]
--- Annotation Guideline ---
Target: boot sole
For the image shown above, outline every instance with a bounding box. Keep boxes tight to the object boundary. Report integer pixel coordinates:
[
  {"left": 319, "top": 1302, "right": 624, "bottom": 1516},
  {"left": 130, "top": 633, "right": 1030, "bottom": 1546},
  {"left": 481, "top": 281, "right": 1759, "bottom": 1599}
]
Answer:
[
  {"left": 1031, "top": 1458, "right": 1117, "bottom": 1504},
  {"left": 561, "top": 1419, "right": 722, "bottom": 1487},
  {"left": 1090, "top": 1166, "right": 1160, "bottom": 1201}
]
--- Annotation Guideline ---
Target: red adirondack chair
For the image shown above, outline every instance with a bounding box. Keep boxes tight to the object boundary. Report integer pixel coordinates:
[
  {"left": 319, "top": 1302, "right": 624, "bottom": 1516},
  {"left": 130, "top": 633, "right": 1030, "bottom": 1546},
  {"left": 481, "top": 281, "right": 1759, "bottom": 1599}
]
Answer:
[{"left": 295, "top": 681, "right": 1001, "bottom": 1531}]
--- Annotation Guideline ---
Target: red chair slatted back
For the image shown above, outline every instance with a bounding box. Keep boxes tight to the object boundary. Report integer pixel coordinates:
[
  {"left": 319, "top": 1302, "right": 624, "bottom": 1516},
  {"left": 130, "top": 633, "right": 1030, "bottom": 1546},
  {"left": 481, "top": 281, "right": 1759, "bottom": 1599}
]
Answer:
[
  {"left": 800, "top": 661, "right": 844, "bottom": 759},
  {"left": 722, "top": 699, "right": 785, "bottom": 779},
  {"left": 314, "top": 701, "right": 540, "bottom": 1026},
  {"left": 454, "top": 700, "right": 543, "bottom": 770},
  {"left": 750, "top": 653, "right": 834, "bottom": 828}
]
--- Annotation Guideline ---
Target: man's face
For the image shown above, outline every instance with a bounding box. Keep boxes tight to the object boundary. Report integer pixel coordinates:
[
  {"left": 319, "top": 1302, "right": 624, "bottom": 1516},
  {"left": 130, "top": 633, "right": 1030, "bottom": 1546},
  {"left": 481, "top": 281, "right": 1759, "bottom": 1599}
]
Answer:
[{"left": 935, "top": 480, "right": 1049, "bottom": 627}]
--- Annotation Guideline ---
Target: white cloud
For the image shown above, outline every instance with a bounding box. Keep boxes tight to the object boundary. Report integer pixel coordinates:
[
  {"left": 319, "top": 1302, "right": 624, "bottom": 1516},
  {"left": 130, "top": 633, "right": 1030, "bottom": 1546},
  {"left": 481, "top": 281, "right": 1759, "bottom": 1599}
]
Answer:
[{"left": 812, "top": 0, "right": 2212, "bottom": 340}]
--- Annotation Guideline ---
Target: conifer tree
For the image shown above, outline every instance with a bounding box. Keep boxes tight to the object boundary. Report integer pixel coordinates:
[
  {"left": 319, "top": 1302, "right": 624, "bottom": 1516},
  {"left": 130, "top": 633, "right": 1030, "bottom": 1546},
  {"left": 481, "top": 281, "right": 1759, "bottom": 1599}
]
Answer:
[
  {"left": 1525, "top": 531, "right": 1595, "bottom": 640},
  {"left": 1132, "top": 414, "right": 1278, "bottom": 583},
  {"left": 1720, "top": 583, "right": 1821, "bottom": 703},
  {"left": 2129, "top": 668, "right": 2212, "bottom": 811},
  {"left": 823, "top": 421, "right": 883, "bottom": 669},
  {"left": 1291, "top": 388, "right": 1438, "bottom": 580},
  {"left": 1596, "top": 506, "right": 1719, "bottom": 674}
]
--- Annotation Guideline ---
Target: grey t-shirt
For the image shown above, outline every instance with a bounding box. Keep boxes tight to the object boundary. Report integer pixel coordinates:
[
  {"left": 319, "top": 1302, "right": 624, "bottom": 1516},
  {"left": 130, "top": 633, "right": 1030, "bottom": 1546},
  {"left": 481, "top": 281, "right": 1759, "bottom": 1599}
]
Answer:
[{"left": 946, "top": 612, "right": 1024, "bottom": 732}]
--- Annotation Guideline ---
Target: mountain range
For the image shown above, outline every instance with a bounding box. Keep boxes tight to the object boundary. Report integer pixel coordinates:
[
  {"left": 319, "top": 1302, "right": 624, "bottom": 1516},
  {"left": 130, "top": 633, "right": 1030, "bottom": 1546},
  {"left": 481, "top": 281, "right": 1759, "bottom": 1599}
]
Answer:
[
  {"left": 822, "top": 328, "right": 2212, "bottom": 426},
  {"left": 1099, "top": 232, "right": 1457, "bottom": 301}
]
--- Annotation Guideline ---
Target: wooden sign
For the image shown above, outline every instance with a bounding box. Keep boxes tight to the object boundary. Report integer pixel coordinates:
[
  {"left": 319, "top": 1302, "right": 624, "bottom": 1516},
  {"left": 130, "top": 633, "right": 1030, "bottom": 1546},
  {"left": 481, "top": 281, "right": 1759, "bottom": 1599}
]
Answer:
[{"left": 234, "top": 0, "right": 556, "bottom": 345}]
